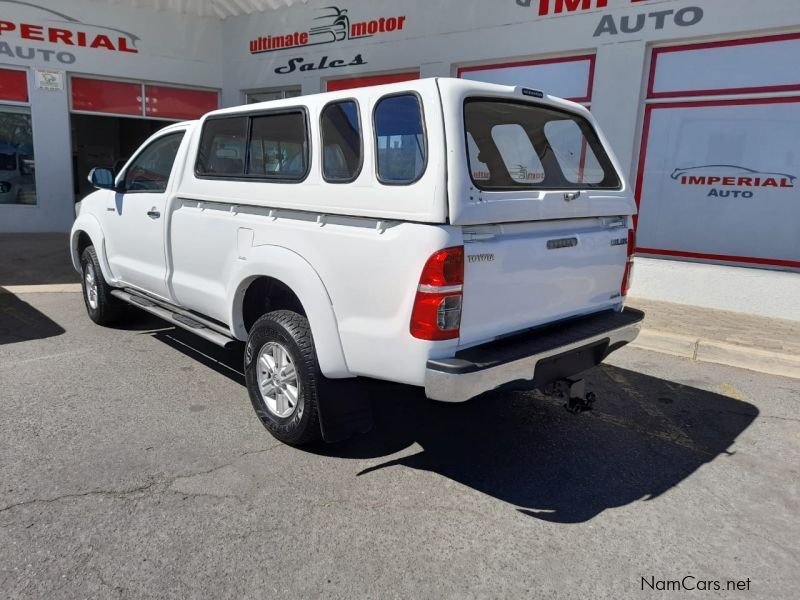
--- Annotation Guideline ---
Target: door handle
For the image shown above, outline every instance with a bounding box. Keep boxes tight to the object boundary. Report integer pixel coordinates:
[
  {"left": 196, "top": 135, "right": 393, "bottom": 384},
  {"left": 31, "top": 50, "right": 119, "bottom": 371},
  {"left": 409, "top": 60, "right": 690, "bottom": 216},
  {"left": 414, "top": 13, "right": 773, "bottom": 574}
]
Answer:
[
  {"left": 563, "top": 191, "right": 581, "bottom": 202},
  {"left": 147, "top": 207, "right": 161, "bottom": 219}
]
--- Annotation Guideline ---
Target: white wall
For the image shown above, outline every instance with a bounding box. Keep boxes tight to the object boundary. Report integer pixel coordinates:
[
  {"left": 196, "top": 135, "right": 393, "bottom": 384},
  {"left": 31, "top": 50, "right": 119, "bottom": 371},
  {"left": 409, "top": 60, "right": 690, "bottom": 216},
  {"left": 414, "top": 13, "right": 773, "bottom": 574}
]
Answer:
[
  {"left": 631, "top": 257, "right": 800, "bottom": 321},
  {"left": 219, "top": 0, "right": 799, "bottom": 181},
  {"left": 0, "top": 0, "right": 223, "bottom": 232},
  {"left": 218, "top": 0, "right": 800, "bottom": 315},
  {"left": 2, "top": 0, "right": 799, "bottom": 240}
]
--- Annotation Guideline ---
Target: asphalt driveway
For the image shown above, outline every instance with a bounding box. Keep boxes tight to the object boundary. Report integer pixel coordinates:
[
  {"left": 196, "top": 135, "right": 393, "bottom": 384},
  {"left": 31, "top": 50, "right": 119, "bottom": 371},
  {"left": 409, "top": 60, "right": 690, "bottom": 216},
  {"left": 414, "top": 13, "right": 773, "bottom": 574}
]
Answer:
[{"left": 1, "top": 292, "right": 798, "bottom": 599}]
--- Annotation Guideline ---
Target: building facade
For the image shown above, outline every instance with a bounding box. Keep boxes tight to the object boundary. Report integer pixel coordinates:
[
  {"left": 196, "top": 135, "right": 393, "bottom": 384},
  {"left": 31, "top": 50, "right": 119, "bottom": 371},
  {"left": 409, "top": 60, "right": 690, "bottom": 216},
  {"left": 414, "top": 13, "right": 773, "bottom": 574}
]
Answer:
[{"left": 1, "top": 0, "right": 798, "bottom": 281}]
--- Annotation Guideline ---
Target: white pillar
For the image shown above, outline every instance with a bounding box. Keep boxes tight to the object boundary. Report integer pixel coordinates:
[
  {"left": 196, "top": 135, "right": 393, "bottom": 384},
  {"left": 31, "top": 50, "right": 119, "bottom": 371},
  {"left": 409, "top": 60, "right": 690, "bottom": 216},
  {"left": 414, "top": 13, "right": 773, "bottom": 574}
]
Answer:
[{"left": 0, "top": 72, "right": 75, "bottom": 232}]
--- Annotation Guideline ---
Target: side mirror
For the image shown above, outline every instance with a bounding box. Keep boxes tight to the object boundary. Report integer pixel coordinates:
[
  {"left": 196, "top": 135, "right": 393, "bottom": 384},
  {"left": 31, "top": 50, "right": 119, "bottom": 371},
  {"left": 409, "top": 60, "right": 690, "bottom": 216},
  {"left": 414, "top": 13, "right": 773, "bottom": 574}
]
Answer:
[{"left": 88, "top": 167, "right": 117, "bottom": 190}]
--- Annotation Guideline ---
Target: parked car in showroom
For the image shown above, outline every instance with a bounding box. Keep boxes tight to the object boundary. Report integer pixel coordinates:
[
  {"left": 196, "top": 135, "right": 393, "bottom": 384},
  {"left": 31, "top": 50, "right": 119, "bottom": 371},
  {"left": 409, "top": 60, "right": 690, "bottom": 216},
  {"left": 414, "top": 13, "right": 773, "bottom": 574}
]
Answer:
[
  {"left": 0, "top": 143, "right": 36, "bottom": 204},
  {"left": 70, "top": 78, "right": 643, "bottom": 445}
]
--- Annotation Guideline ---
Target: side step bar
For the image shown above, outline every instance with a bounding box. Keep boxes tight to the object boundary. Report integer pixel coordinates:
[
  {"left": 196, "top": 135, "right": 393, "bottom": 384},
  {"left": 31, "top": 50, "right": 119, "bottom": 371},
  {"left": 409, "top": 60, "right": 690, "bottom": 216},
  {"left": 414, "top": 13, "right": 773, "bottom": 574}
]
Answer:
[{"left": 110, "top": 289, "right": 235, "bottom": 348}]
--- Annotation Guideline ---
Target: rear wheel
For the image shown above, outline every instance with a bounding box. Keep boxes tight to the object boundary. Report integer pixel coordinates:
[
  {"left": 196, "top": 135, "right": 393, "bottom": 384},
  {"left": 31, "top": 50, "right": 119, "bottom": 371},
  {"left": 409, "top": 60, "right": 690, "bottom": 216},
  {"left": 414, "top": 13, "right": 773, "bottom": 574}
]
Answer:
[
  {"left": 244, "top": 310, "right": 321, "bottom": 446},
  {"left": 80, "top": 246, "right": 126, "bottom": 326}
]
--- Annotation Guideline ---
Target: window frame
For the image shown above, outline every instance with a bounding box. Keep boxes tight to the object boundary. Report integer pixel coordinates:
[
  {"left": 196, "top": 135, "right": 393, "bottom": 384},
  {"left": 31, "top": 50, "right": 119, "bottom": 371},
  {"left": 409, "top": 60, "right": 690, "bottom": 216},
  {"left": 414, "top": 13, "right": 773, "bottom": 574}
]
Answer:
[
  {"left": 319, "top": 98, "right": 364, "bottom": 184},
  {"left": 244, "top": 87, "right": 301, "bottom": 104},
  {"left": 194, "top": 106, "right": 311, "bottom": 183},
  {"left": 462, "top": 97, "right": 621, "bottom": 192},
  {"left": 372, "top": 91, "right": 428, "bottom": 187},
  {"left": 0, "top": 102, "right": 37, "bottom": 207},
  {"left": 0, "top": 67, "right": 31, "bottom": 104},
  {"left": 120, "top": 130, "right": 186, "bottom": 195}
]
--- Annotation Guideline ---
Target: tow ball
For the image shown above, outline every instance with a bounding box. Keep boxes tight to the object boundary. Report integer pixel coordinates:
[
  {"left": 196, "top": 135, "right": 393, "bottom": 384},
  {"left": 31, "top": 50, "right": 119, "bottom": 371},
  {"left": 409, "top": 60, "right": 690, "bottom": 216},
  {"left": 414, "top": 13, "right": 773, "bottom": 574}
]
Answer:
[{"left": 543, "top": 378, "right": 597, "bottom": 414}]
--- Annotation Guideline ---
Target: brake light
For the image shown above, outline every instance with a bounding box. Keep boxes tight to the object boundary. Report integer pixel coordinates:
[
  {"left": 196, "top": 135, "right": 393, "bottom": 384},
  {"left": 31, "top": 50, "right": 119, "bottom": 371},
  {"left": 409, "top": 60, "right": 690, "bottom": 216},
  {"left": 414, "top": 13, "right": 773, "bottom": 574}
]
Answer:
[
  {"left": 621, "top": 229, "right": 635, "bottom": 296},
  {"left": 410, "top": 246, "right": 464, "bottom": 340}
]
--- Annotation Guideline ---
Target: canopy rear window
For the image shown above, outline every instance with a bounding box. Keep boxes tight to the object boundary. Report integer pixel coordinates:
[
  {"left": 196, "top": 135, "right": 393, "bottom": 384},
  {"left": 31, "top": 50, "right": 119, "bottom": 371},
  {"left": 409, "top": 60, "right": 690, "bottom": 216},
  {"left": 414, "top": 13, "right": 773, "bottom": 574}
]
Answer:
[{"left": 464, "top": 99, "right": 620, "bottom": 191}]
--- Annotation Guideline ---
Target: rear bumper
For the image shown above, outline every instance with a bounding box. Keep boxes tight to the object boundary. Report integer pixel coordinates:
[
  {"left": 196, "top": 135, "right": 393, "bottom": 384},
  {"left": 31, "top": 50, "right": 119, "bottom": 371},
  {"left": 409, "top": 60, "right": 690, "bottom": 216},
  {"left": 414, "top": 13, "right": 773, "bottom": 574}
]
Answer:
[{"left": 424, "top": 307, "right": 644, "bottom": 402}]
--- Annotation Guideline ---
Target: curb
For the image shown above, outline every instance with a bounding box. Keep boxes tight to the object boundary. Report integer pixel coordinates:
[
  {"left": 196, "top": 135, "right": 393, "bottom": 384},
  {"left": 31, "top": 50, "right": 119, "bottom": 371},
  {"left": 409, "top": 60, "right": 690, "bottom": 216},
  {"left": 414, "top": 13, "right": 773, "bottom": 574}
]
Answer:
[{"left": 631, "top": 329, "right": 800, "bottom": 380}]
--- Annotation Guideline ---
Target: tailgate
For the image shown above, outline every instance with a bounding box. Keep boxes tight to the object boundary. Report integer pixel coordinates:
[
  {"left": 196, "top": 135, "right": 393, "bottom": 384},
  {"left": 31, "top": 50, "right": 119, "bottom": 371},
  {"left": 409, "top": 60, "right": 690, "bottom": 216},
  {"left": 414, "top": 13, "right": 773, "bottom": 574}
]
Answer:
[
  {"left": 458, "top": 217, "right": 631, "bottom": 347},
  {"left": 446, "top": 89, "right": 636, "bottom": 225}
]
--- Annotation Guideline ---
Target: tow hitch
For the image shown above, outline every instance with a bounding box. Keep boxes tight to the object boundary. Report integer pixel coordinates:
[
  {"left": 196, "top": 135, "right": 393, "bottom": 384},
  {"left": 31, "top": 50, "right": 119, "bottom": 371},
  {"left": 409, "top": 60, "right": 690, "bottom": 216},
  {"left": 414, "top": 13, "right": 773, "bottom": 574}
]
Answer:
[{"left": 543, "top": 378, "right": 597, "bottom": 414}]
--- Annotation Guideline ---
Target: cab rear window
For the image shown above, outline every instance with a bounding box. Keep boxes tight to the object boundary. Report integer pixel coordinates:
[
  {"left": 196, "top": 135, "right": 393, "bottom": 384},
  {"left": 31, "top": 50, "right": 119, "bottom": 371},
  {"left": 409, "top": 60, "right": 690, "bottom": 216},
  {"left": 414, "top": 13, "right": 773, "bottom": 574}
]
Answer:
[{"left": 464, "top": 99, "right": 620, "bottom": 190}]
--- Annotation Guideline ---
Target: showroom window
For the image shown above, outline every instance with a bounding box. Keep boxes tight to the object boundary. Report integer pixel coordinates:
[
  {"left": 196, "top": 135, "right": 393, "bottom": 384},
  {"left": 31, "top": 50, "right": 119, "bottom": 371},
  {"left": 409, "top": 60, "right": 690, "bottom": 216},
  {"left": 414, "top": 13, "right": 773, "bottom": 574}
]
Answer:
[
  {"left": 635, "top": 33, "right": 800, "bottom": 270},
  {"left": 70, "top": 76, "right": 218, "bottom": 120},
  {"left": 246, "top": 88, "right": 301, "bottom": 103},
  {"left": 0, "top": 68, "right": 36, "bottom": 206}
]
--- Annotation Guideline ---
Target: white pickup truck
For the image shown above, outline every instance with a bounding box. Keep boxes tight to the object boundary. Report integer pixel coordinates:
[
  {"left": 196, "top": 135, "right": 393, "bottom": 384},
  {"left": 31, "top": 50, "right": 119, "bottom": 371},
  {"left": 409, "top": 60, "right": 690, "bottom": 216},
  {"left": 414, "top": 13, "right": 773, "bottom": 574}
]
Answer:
[{"left": 71, "top": 78, "right": 643, "bottom": 445}]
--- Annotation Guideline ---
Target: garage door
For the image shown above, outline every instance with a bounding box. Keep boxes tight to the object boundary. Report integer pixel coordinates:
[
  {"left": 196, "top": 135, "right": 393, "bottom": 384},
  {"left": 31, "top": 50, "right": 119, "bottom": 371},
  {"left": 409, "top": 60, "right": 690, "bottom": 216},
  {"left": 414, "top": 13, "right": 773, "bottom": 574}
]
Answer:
[
  {"left": 458, "top": 54, "right": 595, "bottom": 105},
  {"left": 635, "top": 34, "right": 800, "bottom": 270},
  {"left": 326, "top": 71, "right": 419, "bottom": 92},
  {"left": 70, "top": 76, "right": 219, "bottom": 120}
]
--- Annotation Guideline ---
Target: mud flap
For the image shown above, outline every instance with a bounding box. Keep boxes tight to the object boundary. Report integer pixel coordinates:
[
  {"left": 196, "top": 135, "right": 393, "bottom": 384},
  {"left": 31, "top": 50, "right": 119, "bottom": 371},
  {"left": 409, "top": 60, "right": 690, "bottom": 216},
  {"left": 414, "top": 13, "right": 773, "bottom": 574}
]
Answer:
[{"left": 316, "top": 377, "right": 374, "bottom": 443}]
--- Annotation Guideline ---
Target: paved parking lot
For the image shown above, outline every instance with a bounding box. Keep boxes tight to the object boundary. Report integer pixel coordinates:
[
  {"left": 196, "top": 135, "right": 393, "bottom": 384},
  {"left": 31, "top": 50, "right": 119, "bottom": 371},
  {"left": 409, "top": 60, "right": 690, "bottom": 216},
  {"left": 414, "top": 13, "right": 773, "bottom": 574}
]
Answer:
[{"left": 1, "top": 291, "right": 798, "bottom": 599}]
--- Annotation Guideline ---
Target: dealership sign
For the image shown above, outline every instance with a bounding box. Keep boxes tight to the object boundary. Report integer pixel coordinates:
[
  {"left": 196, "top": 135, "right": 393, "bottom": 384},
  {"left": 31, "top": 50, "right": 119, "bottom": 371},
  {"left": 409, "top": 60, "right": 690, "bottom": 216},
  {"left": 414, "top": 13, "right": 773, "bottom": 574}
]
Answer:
[
  {"left": 517, "top": 0, "right": 618, "bottom": 14},
  {"left": 275, "top": 53, "right": 367, "bottom": 75},
  {"left": 0, "top": 1, "right": 139, "bottom": 65},
  {"left": 514, "top": 0, "right": 703, "bottom": 37},
  {"left": 672, "top": 165, "right": 796, "bottom": 199},
  {"left": 594, "top": 6, "right": 702, "bottom": 36},
  {"left": 517, "top": 0, "right": 652, "bottom": 14},
  {"left": 250, "top": 5, "right": 406, "bottom": 54},
  {"left": 34, "top": 68, "right": 63, "bottom": 90}
]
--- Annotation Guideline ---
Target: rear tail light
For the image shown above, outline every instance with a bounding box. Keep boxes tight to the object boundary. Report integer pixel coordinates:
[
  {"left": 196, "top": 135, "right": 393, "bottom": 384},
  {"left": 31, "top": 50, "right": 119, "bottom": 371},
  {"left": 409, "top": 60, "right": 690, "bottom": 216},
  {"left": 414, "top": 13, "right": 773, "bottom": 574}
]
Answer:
[
  {"left": 410, "top": 246, "right": 464, "bottom": 340},
  {"left": 621, "top": 229, "right": 635, "bottom": 296}
]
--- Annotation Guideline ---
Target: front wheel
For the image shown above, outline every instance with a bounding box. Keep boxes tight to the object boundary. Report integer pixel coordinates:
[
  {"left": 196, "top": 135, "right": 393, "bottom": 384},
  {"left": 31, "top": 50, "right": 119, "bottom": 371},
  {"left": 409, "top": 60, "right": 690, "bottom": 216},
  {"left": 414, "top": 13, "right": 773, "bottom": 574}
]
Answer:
[
  {"left": 244, "top": 310, "right": 322, "bottom": 446},
  {"left": 80, "top": 246, "right": 126, "bottom": 326}
]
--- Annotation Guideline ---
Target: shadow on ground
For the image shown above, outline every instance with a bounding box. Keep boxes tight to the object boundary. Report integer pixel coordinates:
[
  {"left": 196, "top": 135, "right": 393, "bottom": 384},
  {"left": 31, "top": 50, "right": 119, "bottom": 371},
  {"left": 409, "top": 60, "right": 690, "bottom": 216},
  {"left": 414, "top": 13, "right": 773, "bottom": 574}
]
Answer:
[
  {"left": 0, "top": 292, "right": 65, "bottom": 344},
  {"left": 144, "top": 321, "right": 758, "bottom": 524},
  {"left": 0, "top": 233, "right": 78, "bottom": 286}
]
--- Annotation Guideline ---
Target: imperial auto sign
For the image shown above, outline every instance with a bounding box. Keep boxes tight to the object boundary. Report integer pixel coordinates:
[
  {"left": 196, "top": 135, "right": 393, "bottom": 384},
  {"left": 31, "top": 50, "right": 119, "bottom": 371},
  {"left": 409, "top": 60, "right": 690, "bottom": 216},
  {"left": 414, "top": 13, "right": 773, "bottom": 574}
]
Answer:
[
  {"left": 672, "top": 165, "right": 796, "bottom": 199},
  {"left": 515, "top": 0, "right": 703, "bottom": 37},
  {"left": 0, "top": 1, "right": 139, "bottom": 64}
]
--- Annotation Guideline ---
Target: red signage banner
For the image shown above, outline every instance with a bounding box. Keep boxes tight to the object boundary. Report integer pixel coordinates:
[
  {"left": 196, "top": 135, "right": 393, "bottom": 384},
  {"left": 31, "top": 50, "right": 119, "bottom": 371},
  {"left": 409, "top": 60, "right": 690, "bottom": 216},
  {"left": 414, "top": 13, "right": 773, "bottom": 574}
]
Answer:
[
  {"left": 0, "top": 68, "right": 29, "bottom": 102},
  {"left": 326, "top": 72, "right": 419, "bottom": 92},
  {"left": 71, "top": 77, "right": 142, "bottom": 115},
  {"left": 145, "top": 85, "right": 218, "bottom": 120}
]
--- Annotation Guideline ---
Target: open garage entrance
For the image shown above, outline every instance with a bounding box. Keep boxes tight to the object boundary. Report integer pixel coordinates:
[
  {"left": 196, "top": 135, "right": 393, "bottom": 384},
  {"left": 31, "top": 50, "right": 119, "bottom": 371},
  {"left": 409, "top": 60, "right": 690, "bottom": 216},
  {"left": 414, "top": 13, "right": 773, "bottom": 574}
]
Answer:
[
  {"left": 71, "top": 114, "right": 166, "bottom": 201},
  {"left": 69, "top": 75, "right": 219, "bottom": 201}
]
